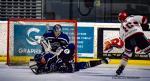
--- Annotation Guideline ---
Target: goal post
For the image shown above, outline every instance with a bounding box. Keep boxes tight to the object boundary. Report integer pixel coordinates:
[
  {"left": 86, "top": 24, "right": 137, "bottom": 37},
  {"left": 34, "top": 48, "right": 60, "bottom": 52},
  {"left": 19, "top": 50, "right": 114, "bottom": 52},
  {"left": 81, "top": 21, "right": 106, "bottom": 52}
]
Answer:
[{"left": 7, "top": 18, "right": 78, "bottom": 65}]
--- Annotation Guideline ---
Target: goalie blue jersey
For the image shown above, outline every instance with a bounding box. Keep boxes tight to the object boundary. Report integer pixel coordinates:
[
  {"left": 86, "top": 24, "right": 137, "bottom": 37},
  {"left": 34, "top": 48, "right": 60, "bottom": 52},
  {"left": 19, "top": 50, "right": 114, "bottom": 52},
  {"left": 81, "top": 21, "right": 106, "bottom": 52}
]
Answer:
[{"left": 43, "top": 31, "right": 69, "bottom": 52}]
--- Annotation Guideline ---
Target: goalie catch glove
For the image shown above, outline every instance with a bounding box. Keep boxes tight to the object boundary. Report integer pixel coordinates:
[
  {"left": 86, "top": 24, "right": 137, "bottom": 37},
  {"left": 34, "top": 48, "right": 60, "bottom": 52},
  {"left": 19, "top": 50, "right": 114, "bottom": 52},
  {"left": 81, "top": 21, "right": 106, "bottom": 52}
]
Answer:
[{"left": 38, "top": 37, "right": 52, "bottom": 54}]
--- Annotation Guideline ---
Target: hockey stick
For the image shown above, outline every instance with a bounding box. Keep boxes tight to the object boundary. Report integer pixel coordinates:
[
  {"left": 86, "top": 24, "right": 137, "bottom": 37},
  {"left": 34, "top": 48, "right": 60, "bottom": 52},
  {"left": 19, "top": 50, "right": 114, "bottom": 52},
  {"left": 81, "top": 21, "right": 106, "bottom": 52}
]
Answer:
[{"left": 104, "top": 47, "right": 123, "bottom": 58}]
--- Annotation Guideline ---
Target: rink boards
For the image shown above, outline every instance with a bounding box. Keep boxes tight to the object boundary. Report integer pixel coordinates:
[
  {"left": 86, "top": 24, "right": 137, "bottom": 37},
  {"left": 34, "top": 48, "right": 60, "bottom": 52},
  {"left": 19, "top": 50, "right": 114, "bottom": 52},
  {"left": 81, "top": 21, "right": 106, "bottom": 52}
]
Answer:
[
  {"left": 0, "top": 56, "right": 150, "bottom": 66},
  {"left": 0, "top": 21, "right": 150, "bottom": 65}
]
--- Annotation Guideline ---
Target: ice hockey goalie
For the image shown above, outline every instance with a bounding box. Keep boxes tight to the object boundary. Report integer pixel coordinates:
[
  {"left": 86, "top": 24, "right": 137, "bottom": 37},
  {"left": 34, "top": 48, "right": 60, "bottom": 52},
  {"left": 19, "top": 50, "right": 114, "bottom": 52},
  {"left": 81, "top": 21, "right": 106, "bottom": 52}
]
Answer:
[{"left": 29, "top": 24, "right": 76, "bottom": 74}]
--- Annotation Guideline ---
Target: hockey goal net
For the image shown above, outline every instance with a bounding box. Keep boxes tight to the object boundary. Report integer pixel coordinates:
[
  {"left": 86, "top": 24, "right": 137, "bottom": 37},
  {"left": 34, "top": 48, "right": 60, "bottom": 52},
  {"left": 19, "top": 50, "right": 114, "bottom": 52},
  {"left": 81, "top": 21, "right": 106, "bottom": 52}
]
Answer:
[{"left": 7, "top": 19, "right": 78, "bottom": 65}]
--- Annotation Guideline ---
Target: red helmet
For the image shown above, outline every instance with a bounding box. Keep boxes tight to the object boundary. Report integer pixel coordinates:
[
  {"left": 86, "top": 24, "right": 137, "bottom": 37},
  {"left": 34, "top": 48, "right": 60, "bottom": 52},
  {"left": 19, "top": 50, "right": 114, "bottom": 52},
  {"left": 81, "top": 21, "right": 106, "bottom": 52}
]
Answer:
[{"left": 118, "top": 11, "right": 128, "bottom": 22}]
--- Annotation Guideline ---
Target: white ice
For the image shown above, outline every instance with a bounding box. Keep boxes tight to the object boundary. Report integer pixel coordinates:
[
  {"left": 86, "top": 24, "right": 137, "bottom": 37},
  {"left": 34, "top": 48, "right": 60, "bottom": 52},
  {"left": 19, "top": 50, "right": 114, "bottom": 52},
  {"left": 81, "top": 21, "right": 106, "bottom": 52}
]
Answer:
[{"left": 0, "top": 62, "right": 150, "bottom": 81}]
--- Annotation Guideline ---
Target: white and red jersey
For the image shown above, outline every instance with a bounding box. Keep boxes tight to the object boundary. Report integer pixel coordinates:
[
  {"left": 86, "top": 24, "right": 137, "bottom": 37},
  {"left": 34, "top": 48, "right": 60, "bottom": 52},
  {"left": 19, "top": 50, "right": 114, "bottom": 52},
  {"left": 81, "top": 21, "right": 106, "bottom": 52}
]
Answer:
[{"left": 119, "top": 15, "right": 148, "bottom": 40}]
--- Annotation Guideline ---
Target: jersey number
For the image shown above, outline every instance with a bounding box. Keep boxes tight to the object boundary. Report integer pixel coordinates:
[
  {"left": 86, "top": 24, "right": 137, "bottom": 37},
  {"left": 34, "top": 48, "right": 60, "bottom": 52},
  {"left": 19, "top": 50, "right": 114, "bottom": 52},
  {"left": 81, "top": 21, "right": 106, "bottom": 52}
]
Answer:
[{"left": 123, "top": 22, "right": 138, "bottom": 32}]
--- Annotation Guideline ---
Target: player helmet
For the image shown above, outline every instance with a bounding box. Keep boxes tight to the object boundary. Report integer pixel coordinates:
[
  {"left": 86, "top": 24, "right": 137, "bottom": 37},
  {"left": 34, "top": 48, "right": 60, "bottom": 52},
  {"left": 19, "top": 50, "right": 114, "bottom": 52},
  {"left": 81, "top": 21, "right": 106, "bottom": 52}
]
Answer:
[
  {"left": 118, "top": 11, "right": 128, "bottom": 22},
  {"left": 34, "top": 54, "right": 42, "bottom": 63},
  {"left": 53, "top": 24, "right": 62, "bottom": 32}
]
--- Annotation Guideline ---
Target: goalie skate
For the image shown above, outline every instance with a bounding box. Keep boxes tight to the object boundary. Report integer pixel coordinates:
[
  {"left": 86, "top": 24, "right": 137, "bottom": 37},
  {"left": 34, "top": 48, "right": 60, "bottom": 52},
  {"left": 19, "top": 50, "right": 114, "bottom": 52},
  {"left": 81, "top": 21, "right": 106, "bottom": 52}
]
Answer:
[{"left": 101, "top": 57, "right": 110, "bottom": 64}]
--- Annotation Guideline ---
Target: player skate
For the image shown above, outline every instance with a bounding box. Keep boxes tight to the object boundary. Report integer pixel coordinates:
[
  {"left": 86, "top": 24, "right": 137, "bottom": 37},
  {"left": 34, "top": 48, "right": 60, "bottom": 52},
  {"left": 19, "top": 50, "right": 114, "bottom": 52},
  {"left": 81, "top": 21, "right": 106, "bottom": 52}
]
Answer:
[{"left": 116, "top": 65, "right": 125, "bottom": 75}]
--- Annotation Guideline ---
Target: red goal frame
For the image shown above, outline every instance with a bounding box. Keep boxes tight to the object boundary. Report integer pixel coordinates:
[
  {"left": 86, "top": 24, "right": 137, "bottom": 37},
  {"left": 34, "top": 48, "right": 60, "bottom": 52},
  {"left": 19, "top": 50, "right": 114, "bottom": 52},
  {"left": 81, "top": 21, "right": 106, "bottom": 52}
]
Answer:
[{"left": 7, "top": 18, "right": 78, "bottom": 65}]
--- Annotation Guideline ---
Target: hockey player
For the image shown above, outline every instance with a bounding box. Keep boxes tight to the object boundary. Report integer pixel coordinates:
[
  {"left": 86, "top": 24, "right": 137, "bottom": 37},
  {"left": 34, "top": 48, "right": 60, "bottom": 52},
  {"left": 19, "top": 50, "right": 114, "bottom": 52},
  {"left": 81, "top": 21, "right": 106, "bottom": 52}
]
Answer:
[
  {"left": 33, "top": 24, "right": 75, "bottom": 73},
  {"left": 116, "top": 10, "right": 150, "bottom": 75}
]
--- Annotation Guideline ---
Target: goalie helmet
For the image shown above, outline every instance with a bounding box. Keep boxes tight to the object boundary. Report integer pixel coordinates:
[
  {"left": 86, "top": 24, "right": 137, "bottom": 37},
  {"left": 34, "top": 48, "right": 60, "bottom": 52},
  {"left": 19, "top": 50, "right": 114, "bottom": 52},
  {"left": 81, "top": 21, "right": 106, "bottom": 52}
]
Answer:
[
  {"left": 53, "top": 24, "right": 62, "bottom": 32},
  {"left": 118, "top": 10, "right": 128, "bottom": 22}
]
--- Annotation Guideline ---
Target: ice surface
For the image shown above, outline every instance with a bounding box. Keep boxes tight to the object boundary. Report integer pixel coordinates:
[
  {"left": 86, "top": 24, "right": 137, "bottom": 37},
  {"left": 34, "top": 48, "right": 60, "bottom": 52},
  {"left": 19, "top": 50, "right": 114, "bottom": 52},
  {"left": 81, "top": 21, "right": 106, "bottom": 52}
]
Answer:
[{"left": 0, "top": 63, "right": 150, "bottom": 81}]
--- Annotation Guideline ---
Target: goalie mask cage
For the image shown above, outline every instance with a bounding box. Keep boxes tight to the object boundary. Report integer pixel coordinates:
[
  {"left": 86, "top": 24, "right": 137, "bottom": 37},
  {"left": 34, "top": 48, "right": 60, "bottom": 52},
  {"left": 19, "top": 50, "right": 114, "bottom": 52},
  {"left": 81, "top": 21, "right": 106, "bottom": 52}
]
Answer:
[{"left": 7, "top": 18, "right": 78, "bottom": 65}]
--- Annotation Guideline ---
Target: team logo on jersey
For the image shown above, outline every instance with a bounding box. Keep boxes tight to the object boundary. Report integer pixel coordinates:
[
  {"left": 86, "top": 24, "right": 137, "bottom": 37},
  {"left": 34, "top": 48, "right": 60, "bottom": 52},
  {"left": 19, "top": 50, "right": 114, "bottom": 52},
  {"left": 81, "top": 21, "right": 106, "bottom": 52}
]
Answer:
[
  {"left": 26, "top": 28, "right": 41, "bottom": 45},
  {"left": 64, "top": 49, "right": 70, "bottom": 54}
]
